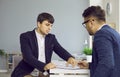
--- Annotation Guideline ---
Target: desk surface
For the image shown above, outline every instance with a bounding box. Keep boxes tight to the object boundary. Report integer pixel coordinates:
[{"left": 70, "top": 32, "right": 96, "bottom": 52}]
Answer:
[
  {"left": 50, "top": 60, "right": 89, "bottom": 74},
  {"left": 50, "top": 68, "right": 89, "bottom": 74}
]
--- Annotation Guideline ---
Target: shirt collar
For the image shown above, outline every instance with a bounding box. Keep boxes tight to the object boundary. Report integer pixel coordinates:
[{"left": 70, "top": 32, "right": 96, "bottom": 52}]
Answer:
[
  {"left": 97, "top": 24, "right": 106, "bottom": 31},
  {"left": 35, "top": 29, "right": 45, "bottom": 39}
]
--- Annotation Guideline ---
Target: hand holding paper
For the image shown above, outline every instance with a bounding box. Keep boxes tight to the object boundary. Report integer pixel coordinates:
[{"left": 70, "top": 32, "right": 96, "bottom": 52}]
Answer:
[
  {"left": 44, "top": 62, "right": 56, "bottom": 70},
  {"left": 78, "top": 60, "right": 89, "bottom": 69},
  {"left": 66, "top": 57, "right": 78, "bottom": 67}
]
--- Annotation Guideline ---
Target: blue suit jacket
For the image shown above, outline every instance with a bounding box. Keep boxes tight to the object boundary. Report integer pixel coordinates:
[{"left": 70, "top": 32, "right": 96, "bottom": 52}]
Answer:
[
  {"left": 89, "top": 25, "right": 120, "bottom": 77},
  {"left": 11, "top": 29, "right": 72, "bottom": 77}
]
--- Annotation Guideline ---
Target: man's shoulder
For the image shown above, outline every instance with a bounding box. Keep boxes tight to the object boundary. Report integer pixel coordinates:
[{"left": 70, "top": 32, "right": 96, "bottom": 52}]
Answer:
[
  {"left": 96, "top": 25, "right": 113, "bottom": 35},
  {"left": 20, "top": 30, "right": 35, "bottom": 37},
  {"left": 46, "top": 33, "right": 55, "bottom": 38},
  {"left": 47, "top": 33, "right": 54, "bottom": 36}
]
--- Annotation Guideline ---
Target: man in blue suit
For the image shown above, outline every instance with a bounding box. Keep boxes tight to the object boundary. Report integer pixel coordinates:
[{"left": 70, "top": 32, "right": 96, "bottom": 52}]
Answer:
[
  {"left": 11, "top": 12, "right": 77, "bottom": 77},
  {"left": 78, "top": 6, "right": 120, "bottom": 77}
]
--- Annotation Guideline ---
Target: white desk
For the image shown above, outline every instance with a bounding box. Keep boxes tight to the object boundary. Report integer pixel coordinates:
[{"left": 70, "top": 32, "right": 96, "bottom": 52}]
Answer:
[{"left": 50, "top": 60, "right": 90, "bottom": 77}]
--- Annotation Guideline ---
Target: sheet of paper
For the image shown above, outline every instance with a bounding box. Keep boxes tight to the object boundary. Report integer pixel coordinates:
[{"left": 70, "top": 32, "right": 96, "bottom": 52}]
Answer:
[{"left": 52, "top": 60, "right": 80, "bottom": 70}]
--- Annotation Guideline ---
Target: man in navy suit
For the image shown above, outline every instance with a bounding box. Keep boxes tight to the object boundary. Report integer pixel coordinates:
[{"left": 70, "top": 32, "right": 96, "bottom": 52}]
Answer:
[
  {"left": 11, "top": 12, "right": 77, "bottom": 77},
  {"left": 78, "top": 6, "right": 120, "bottom": 77}
]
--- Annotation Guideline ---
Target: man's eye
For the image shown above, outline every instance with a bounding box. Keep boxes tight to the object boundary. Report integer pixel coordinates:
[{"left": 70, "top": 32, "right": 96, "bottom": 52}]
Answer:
[
  {"left": 45, "top": 23, "right": 52, "bottom": 27},
  {"left": 46, "top": 24, "right": 50, "bottom": 26}
]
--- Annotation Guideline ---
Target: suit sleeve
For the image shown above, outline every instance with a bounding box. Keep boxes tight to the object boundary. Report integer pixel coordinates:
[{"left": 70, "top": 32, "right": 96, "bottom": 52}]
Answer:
[
  {"left": 20, "top": 33, "right": 46, "bottom": 72},
  {"left": 53, "top": 35, "right": 73, "bottom": 61},
  {"left": 91, "top": 34, "right": 114, "bottom": 77}
]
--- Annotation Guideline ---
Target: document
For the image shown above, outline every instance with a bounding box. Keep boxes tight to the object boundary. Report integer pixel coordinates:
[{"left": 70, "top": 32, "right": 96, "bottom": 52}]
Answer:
[{"left": 52, "top": 60, "right": 80, "bottom": 70}]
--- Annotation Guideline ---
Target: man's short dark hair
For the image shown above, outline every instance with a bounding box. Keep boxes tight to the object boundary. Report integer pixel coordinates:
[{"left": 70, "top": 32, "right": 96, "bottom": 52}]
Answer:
[
  {"left": 82, "top": 6, "right": 106, "bottom": 21},
  {"left": 37, "top": 12, "right": 54, "bottom": 24}
]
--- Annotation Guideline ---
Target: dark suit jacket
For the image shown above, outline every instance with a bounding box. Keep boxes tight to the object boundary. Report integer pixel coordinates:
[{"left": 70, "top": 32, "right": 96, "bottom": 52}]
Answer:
[
  {"left": 11, "top": 29, "right": 72, "bottom": 77},
  {"left": 89, "top": 25, "right": 120, "bottom": 77}
]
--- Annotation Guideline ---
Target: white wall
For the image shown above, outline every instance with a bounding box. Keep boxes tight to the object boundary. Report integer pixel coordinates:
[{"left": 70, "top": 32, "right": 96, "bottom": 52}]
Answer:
[
  {"left": 89, "top": 0, "right": 103, "bottom": 7},
  {"left": 102, "top": 0, "right": 119, "bottom": 32}
]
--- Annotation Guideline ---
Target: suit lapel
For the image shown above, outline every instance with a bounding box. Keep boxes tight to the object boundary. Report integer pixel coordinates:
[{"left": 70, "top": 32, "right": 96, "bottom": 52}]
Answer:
[
  {"left": 31, "top": 30, "right": 39, "bottom": 58},
  {"left": 45, "top": 35, "right": 50, "bottom": 63}
]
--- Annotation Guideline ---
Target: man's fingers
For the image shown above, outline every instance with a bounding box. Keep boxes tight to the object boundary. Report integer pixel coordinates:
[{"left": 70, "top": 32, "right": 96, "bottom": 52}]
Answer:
[{"left": 44, "top": 62, "right": 56, "bottom": 70}]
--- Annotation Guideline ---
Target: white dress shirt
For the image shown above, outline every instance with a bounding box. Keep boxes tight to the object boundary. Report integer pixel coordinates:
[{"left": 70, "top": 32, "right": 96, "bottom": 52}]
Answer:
[{"left": 35, "top": 30, "right": 46, "bottom": 63}]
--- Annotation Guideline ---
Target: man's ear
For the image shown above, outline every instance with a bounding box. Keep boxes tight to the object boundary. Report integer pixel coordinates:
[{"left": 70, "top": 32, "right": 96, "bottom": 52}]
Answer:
[
  {"left": 37, "top": 22, "right": 41, "bottom": 27},
  {"left": 89, "top": 20, "right": 95, "bottom": 29}
]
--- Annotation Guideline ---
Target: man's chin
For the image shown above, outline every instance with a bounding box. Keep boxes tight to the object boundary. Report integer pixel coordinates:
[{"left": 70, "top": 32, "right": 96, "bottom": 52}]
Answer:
[
  {"left": 89, "top": 33, "right": 94, "bottom": 35},
  {"left": 45, "top": 32, "right": 49, "bottom": 35}
]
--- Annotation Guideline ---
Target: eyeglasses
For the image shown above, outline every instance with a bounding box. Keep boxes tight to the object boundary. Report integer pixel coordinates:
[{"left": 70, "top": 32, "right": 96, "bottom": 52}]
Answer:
[{"left": 82, "top": 20, "right": 90, "bottom": 28}]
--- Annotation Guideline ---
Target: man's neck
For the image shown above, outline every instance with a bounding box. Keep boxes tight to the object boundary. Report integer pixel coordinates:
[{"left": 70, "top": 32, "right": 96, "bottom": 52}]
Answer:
[
  {"left": 97, "top": 23, "right": 106, "bottom": 31},
  {"left": 36, "top": 28, "right": 45, "bottom": 37},
  {"left": 93, "top": 22, "right": 106, "bottom": 34}
]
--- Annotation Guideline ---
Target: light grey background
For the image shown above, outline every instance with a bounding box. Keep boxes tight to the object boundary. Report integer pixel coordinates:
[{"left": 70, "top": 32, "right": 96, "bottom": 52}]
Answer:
[{"left": 0, "top": 0, "right": 89, "bottom": 59}]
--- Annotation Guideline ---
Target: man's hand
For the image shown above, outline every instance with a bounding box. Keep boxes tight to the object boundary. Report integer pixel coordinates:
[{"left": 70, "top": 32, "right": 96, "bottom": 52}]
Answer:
[
  {"left": 66, "top": 57, "right": 78, "bottom": 67},
  {"left": 44, "top": 62, "right": 56, "bottom": 70},
  {"left": 78, "top": 61, "right": 89, "bottom": 69}
]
